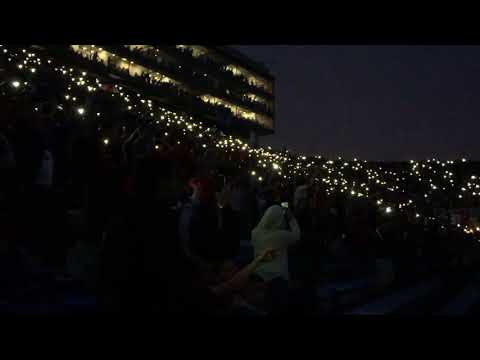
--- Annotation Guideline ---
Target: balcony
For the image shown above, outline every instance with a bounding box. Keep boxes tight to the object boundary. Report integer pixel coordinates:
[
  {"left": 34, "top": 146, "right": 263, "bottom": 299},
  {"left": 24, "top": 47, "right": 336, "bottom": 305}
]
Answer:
[
  {"left": 42, "top": 45, "right": 272, "bottom": 133},
  {"left": 155, "top": 45, "right": 274, "bottom": 100},
  {"left": 106, "top": 45, "right": 274, "bottom": 118}
]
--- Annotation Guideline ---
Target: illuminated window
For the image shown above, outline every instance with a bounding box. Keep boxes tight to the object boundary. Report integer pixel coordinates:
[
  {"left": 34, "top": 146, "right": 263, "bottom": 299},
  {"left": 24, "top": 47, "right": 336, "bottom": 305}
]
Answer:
[
  {"left": 225, "top": 65, "right": 273, "bottom": 94},
  {"left": 199, "top": 95, "right": 273, "bottom": 129}
]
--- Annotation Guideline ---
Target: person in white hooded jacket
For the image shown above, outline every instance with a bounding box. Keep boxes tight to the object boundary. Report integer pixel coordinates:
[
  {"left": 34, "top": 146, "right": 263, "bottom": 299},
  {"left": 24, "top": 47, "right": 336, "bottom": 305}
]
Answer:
[{"left": 252, "top": 205, "right": 301, "bottom": 282}]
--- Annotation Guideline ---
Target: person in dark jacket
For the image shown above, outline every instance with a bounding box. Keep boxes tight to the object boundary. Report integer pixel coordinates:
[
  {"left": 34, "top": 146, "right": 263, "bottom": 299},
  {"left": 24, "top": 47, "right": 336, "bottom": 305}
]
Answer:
[
  {"left": 98, "top": 154, "right": 179, "bottom": 312},
  {"left": 188, "top": 177, "right": 240, "bottom": 267}
]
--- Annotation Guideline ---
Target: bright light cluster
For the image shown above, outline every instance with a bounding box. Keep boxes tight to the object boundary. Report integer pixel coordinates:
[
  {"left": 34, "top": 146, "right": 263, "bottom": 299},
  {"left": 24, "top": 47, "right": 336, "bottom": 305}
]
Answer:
[{"left": 3, "top": 44, "right": 480, "bottom": 239}]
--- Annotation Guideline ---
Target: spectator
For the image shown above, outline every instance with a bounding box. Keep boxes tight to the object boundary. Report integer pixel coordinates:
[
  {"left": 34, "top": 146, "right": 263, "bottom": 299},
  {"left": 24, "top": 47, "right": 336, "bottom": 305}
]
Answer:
[
  {"left": 98, "top": 153, "right": 178, "bottom": 312},
  {"left": 185, "top": 177, "right": 240, "bottom": 269},
  {"left": 251, "top": 204, "right": 300, "bottom": 313},
  {"left": 170, "top": 247, "right": 276, "bottom": 316}
]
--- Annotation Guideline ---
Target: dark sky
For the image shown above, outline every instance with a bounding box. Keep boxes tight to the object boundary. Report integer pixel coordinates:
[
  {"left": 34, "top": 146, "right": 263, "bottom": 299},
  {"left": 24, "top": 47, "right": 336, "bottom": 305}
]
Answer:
[{"left": 235, "top": 45, "right": 480, "bottom": 161}]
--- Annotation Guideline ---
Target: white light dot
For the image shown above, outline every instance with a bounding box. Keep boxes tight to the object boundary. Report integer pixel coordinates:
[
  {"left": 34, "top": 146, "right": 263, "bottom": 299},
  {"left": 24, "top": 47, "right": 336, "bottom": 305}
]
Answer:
[
  {"left": 11, "top": 81, "right": 20, "bottom": 88},
  {"left": 77, "top": 107, "right": 85, "bottom": 115}
]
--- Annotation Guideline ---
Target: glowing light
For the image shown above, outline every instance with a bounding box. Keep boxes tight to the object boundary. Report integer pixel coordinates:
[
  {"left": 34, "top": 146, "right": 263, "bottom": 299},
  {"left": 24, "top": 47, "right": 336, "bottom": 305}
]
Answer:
[
  {"left": 385, "top": 207, "right": 392, "bottom": 214},
  {"left": 103, "top": 138, "right": 109, "bottom": 145},
  {"left": 77, "top": 107, "right": 85, "bottom": 115},
  {"left": 11, "top": 81, "right": 20, "bottom": 88}
]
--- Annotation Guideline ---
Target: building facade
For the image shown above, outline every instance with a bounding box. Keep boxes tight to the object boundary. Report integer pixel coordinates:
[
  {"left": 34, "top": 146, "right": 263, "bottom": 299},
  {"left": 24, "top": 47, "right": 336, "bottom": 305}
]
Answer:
[{"left": 47, "top": 45, "right": 275, "bottom": 144}]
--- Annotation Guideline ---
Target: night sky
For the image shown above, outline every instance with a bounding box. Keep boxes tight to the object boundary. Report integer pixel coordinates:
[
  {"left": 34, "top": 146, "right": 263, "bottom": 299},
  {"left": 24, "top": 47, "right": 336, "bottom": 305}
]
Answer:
[{"left": 236, "top": 45, "right": 480, "bottom": 161}]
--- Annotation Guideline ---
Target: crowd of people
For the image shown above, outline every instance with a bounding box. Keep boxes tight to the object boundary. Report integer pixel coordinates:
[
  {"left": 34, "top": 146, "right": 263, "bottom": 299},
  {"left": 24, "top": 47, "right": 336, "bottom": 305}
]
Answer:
[
  {"left": 1, "top": 45, "right": 480, "bottom": 316},
  {"left": 1, "top": 94, "right": 475, "bottom": 315},
  {"left": 70, "top": 45, "right": 267, "bottom": 131},
  {"left": 0, "top": 91, "right": 305, "bottom": 315}
]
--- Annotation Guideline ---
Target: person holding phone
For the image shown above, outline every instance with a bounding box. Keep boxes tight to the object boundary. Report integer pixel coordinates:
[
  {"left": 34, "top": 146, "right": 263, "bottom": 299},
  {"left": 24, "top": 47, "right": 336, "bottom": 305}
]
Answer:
[{"left": 251, "top": 204, "right": 301, "bottom": 314}]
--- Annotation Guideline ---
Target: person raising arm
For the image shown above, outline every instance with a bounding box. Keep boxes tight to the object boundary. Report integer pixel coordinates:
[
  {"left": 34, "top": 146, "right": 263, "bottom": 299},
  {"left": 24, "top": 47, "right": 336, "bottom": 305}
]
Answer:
[{"left": 211, "top": 248, "right": 276, "bottom": 297}]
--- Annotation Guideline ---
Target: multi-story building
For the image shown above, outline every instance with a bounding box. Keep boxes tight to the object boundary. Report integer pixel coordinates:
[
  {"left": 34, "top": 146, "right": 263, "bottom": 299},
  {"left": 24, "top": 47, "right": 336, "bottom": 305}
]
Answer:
[{"left": 47, "top": 45, "right": 275, "bottom": 144}]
